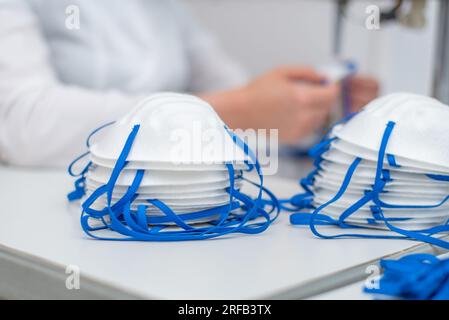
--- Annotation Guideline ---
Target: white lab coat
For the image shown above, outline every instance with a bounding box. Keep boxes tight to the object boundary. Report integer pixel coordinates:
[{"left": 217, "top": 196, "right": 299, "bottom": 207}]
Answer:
[{"left": 0, "top": 0, "right": 247, "bottom": 167}]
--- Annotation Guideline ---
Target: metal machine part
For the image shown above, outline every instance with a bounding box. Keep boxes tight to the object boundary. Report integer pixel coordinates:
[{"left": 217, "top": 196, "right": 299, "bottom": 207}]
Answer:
[
  {"left": 333, "top": 0, "right": 348, "bottom": 58},
  {"left": 400, "top": 0, "right": 427, "bottom": 28},
  {"left": 334, "top": 0, "right": 449, "bottom": 104},
  {"left": 432, "top": 0, "right": 449, "bottom": 104},
  {"left": 334, "top": 0, "right": 427, "bottom": 53}
]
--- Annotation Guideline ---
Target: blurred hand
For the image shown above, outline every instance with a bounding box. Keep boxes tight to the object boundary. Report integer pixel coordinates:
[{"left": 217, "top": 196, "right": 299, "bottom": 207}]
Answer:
[
  {"left": 347, "top": 75, "right": 380, "bottom": 112},
  {"left": 203, "top": 66, "right": 340, "bottom": 144}
]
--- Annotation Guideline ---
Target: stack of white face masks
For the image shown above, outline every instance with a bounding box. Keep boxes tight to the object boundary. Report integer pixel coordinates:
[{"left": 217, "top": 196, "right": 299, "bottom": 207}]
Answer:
[
  {"left": 68, "top": 93, "right": 279, "bottom": 241},
  {"left": 290, "top": 93, "right": 449, "bottom": 249}
]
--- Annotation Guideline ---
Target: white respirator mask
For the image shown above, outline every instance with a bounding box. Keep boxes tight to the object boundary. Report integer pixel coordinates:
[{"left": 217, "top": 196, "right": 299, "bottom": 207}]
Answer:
[
  {"left": 67, "top": 93, "right": 279, "bottom": 241},
  {"left": 288, "top": 93, "right": 449, "bottom": 249}
]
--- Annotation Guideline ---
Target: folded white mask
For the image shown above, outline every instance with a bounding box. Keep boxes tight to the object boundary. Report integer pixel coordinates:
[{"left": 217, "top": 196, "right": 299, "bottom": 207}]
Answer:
[
  {"left": 313, "top": 176, "right": 449, "bottom": 197},
  {"left": 289, "top": 93, "right": 449, "bottom": 250},
  {"left": 86, "top": 165, "right": 240, "bottom": 186},
  {"left": 85, "top": 179, "right": 243, "bottom": 195},
  {"left": 334, "top": 93, "right": 449, "bottom": 171},
  {"left": 319, "top": 161, "right": 441, "bottom": 183},
  {"left": 315, "top": 171, "right": 449, "bottom": 188},
  {"left": 321, "top": 148, "right": 446, "bottom": 175},
  {"left": 90, "top": 153, "right": 248, "bottom": 171},
  {"left": 331, "top": 139, "right": 449, "bottom": 174},
  {"left": 67, "top": 93, "right": 279, "bottom": 241},
  {"left": 88, "top": 94, "right": 248, "bottom": 165}
]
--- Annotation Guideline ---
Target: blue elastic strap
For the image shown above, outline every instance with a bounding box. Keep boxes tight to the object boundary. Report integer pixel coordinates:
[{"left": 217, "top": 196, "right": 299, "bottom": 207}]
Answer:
[
  {"left": 282, "top": 136, "right": 335, "bottom": 212},
  {"left": 291, "top": 121, "right": 449, "bottom": 248},
  {"left": 76, "top": 123, "right": 279, "bottom": 241},
  {"left": 67, "top": 152, "right": 92, "bottom": 201},
  {"left": 427, "top": 174, "right": 449, "bottom": 182},
  {"left": 386, "top": 154, "right": 401, "bottom": 168},
  {"left": 86, "top": 121, "right": 115, "bottom": 148},
  {"left": 365, "top": 254, "right": 449, "bottom": 300},
  {"left": 67, "top": 176, "right": 88, "bottom": 201},
  {"left": 280, "top": 112, "right": 359, "bottom": 211},
  {"left": 308, "top": 137, "right": 337, "bottom": 159},
  {"left": 67, "top": 122, "right": 116, "bottom": 201},
  {"left": 320, "top": 111, "right": 359, "bottom": 142}
]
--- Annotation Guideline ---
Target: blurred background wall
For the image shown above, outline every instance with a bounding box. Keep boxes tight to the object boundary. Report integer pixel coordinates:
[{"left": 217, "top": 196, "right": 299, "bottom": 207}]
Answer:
[{"left": 184, "top": 0, "right": 438, "bottom": 95}]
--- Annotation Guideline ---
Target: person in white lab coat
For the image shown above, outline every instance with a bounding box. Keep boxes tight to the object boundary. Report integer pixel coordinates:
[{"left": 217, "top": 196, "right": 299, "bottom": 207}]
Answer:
[{"left": 0, "top": 0, "right": 378, "bottom": 167}]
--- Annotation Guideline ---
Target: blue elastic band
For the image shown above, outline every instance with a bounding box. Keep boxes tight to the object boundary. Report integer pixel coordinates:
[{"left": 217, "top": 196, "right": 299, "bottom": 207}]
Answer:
[
  {"left": 365, "top": 253, "right": 449, "bottom": 300},
  {"left": 70, "top": 122, "right": 279, "bottom": 241},
  {"left": 387, "top": 154, "right": 401, "bottom": 168},
  {"left": 86, "top": 121, "right": 115, "bottom": 148},
  {"left": 290, "top": 121, "right": 449, "bottom": 249},
  {"left": 427, "top": 174, "right": 449, "bottom": 182}
]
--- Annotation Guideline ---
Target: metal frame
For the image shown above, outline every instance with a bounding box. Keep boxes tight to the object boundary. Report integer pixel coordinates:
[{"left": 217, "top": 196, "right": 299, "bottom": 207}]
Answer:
[
  {"left": 433, "top": 0, "right": 449, "bottom": 104},
  {"left": 0, "top": 244, "right": 145, "bottom": 300}
]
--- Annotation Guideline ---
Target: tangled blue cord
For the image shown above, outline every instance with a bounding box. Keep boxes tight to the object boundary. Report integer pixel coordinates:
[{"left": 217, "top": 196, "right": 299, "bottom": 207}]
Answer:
[
  {"left": 289, "top": 118, "right": 449, "bottom": 250},
  {"left": 365, "top": 253, "right": 449, "bottom": 300},
  {"left": 68, "top": 123, "right": 280, "bottom": 241}
]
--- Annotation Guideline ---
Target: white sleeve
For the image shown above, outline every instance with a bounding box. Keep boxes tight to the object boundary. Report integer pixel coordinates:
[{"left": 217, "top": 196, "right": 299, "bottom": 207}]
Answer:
[
  {"left": 172, "top": 1, "right": 249, "bottom": 93},
  {"left": 0, "top": 1, "right": 142, "bottom": 167}
]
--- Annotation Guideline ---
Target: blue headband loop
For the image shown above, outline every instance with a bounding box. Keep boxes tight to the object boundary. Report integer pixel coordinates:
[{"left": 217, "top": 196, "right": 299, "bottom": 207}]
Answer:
[
  {"left": 365, "top": 253, "right": 449, "bottom": 299},
  {"left": 86, "top": 121, "right": 115, "bottom": 148},
  {"left": 290, "top": 120, "right": 449, "bottom": 248},
  {"left": 71, "top": 121, "right": 279, "bottom": 241}
]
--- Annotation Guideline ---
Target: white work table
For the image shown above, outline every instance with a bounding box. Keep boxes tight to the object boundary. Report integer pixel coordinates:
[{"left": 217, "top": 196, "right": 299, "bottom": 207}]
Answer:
[
  {"left": 0, "top": 165, "right": 442, "bottom": 299},
  {"left": 310, "top": 281, "right": 371, "bottom": 300}
]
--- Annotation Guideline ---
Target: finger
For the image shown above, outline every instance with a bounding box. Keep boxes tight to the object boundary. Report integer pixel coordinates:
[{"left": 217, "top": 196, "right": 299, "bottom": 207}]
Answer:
[
  {"left": 277, "top": 66, "right": 326, "bottom": 84},
  {"left": 350, "top": 76, "right": 380, "bottom": 91},
  {"left": 351, "top": 92, "right": 377, "bottom": 105},
  {"left": 294, "top": 83, "right": 341, "bottom": 110}
]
